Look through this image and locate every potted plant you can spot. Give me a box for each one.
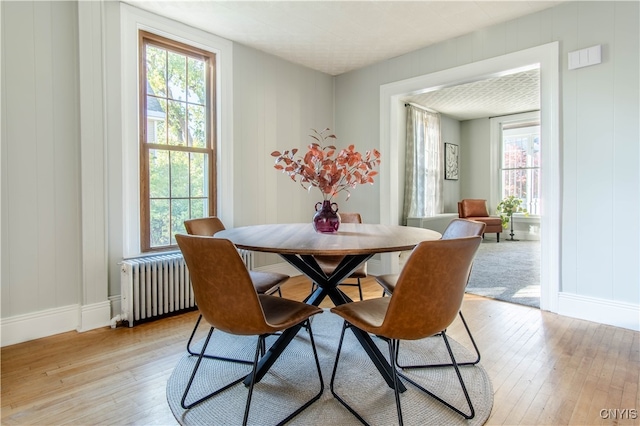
[496,195,529,241]
[271,128,381,233]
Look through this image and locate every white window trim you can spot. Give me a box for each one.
[120,4,233,257]
[489,110,541,215]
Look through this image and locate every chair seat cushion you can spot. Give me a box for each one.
[465,216,501,226]
[249,271,289,294]
[375,274,399,294]
[315,255,367,278]
[331,297,390,332]
[260,295,323,332]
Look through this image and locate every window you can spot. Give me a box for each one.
[501,123,540,215]
[139,31,216,252]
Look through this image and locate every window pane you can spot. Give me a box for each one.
[167,100,187,146]
[167,52,187,101]
[190,152,207,197]
[501,124,540,215]
[503,137,527,169]
[532,136,541,167]
[150,199,170,247]
[146,96,166,144]
[171,199,189,245]
[188,105,206,148]
[140,32,216,252]
[190,198,207,219]
[170,151,189,198]
[146,46,166,98]
[187,57,205,105]
[149,149,170,198]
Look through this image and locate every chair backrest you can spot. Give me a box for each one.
[442,218,486,240]
[458,199,489,218]
[175,234,269,335]
[339,212,362,224]
[184,216,226,236]
[380,236,482,340]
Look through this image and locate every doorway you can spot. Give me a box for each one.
[379,43,560,313]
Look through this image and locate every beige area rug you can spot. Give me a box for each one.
[167,310,493,425]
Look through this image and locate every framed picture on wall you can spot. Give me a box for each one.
[445,143,459,180]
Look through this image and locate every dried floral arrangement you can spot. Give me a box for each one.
[271,128,381,201]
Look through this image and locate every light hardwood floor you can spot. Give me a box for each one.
[2,276,639,425]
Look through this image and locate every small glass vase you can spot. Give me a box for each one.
[313,200,341,233]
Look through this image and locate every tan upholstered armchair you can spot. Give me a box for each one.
[458,199,503,242]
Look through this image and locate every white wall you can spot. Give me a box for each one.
[232,44,334,267]
[460,118,491,203]
[440,115,461,212]
[1,1,334,345]
[335,1,639,330]
[1,1,637,345]
[232,44,335,228]
[1,1,84,341]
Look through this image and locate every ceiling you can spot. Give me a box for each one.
[126,0,556,119]
[403,67,540,121]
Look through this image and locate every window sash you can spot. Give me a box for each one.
[139,31,216,252]
[500,125,540,215]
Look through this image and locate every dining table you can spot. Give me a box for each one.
[215,222,441,391]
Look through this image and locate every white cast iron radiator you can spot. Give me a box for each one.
[120,250,254,327]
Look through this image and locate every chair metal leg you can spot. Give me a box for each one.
[397,330,475,420]
[330,321,371,425]
[242,336,264,425]
[276,319,325,425]
[333,324,475,423]
[331,323,407,425]
[186,314,253,364]
[388,339,404,426]
[395,310,480,369]
[182,320,323,425]
[181,327,247,409]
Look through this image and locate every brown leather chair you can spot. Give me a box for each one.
[330,236,482,423]
[458,199,502,242]
[313,212,367,301]
[184,217,287,296]
[176,235,323,423]
[376,218,486,367]
[183,217,289,360]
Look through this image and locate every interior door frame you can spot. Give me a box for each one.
[379,42,560,313]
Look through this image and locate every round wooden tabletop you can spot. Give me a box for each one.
[215,223,441,255]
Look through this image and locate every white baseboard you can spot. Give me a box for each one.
[558,292,639,331]
[1,304,79,347]
[78,300,112,332]
[109,295,122,320]
[1,300,113,347]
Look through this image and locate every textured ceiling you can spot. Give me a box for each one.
[125,1,561,76]
[126,1,553,120]
[403,68,540,121]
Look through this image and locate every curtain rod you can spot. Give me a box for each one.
[404,102,439,114]
[489,109,540,119]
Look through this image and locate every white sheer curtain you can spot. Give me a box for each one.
[402,105,443,224]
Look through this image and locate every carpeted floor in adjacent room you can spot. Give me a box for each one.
[466,239,541,308]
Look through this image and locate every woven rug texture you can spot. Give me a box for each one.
[167,310,493,425]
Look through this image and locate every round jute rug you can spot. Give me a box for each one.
[167,310,493,425]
